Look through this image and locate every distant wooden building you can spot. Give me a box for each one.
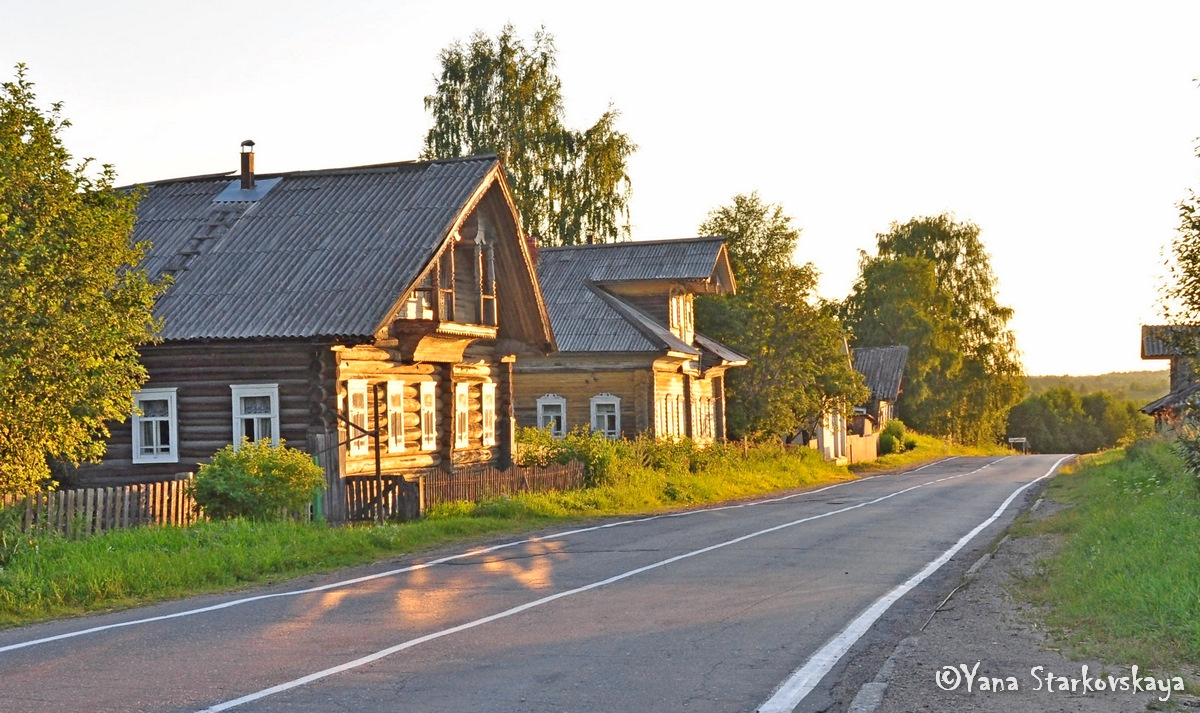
[512,237,747,443]
[71,149,554,488]
[852,345,908,427]
[1140,325,1199,428]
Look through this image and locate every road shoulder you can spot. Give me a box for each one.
[860,496,1197,713]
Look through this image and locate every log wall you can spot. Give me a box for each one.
[69,340,335,488]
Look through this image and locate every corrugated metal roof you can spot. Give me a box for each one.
[536,238,730,354]
[1142,324,1200,359]
[852,345,909,401]
[132,156,499,341]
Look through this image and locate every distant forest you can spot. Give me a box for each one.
[1026,370,1169,406]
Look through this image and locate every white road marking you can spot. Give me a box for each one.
[192,458,999,712]
[0,457,960,655]
[756,455,1072,713]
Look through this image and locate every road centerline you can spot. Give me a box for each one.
[189,459,1004,713]
[0,458,962,656]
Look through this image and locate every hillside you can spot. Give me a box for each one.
[1026,369,1169,405]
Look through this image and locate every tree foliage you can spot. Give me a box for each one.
[0,65,165,494]
[1005,388,1151,454]
[422,25,636,246]
[695,193,867,438]
[844,214,1024,444]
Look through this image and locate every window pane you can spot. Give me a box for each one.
[140,399,169,418]
[241,395,272,415]
[140,421,158,453]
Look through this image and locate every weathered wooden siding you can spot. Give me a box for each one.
[69,340,334,488]
[513,365,651,437]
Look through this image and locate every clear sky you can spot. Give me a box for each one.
[4,1,1197,376]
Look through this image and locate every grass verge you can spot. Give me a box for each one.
[0,435,998,628]
[1017,439,1200,669]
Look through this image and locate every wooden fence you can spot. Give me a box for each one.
[0,477,199,537]
[2,461,587,534]
[342,461,586,522]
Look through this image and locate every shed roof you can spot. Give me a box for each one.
[1142,324,1200,359]
[852,345,909,402]
[535,237,736,354]
[1141,382,1200,415]
[131,155,507,341]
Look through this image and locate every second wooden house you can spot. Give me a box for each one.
[512,237,747,443]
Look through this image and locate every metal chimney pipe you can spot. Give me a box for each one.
[240,139,255,190]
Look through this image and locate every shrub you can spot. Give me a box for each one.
[189,439,325,520]
[902,436,918,451]
[878,433,899,456]
[882,419,907,442]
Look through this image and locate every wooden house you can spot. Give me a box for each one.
[511,237,747,443]
[852,345,908,427]
[70,148,554,489]
[1140,325,1199,428]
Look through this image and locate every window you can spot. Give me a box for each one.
[590,394,621,439]
[537,394,567,438]
[132,388,178,464]
[230,384,279,447]
[419,381,437,451]
[346,380,369,456]
[481,383,497,447]
[454,382,470,449]
[387,380,406,453]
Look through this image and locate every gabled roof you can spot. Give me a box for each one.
[1142,324,1200,359]
[536,237,735,353]
[852,345,909,402]
[131,155,518,342]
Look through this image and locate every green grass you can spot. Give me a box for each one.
[1018,439,1200,668]
[0,435,996,628]
[850,432,1009,474]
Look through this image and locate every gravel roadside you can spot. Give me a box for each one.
[854,497,1198,713]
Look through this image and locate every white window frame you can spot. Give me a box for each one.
[481,383,497,448]
[419,381,437,452]
[346,379,370,456]
[131,387,179,464]
[386,380,406,453]
[454,382,470,449]
[537,394,567,438]
[590,393,621,439]
[230,384,280,448]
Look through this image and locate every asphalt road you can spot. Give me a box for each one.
[0,455,1068,713]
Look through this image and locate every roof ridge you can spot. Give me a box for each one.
[120,154,499,190]
[540,236,724,252]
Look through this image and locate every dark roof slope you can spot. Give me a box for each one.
[1142,324,1200,359]
[536,237,731,353]
[852,345,909,401]
[538,236,734,290]
[134,156,499,341]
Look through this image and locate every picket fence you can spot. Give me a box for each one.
[0,477,199,537]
